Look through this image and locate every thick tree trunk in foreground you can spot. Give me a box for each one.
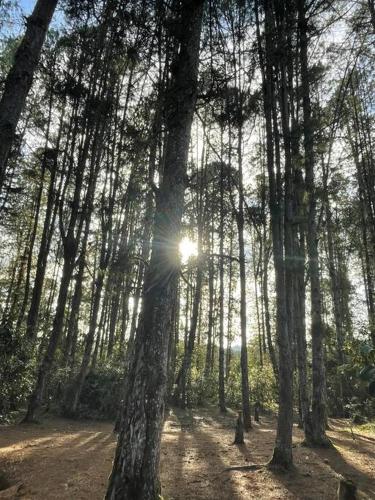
[105,2,204,498]
[0,0,58,189]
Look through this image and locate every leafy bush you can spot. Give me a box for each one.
[0,324,33,421]
[249,363,278,412]
[358,343,375,398]
[76,364,123,420]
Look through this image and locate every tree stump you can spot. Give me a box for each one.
[234,411,244,444]
[0,471,10,491]
[337,477,357,500]
[254,401,260,422]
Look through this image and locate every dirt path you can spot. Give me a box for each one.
[0,407,374,499]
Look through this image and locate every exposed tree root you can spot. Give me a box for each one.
[19,418,40,425]
[300,437,334,449]
[266,461,297,474]
[224,464,265,472]
[0,471,10,491]
[0,481,23,498]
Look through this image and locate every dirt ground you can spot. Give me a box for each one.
[0,407,374,499]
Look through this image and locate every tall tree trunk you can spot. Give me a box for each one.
[226,227,234,380]
[174,259,203,407]
[237,206,252,431]
[368,0,375,32]
[325,196,345,416]
[62,238,87,369]
[262,234,278,380]
[218,160,226,412]
[298,0,330,447]
[105,2,204,497]
[256,0,294,468]
[63,259,105,415]
[0,0,58,189]
[204,242,214,377]
[16,158,46,330]
[23,253,75,422]
[23,89,105,420]
[294,185,313,441]
[26,108,69,341]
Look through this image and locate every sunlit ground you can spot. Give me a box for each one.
[1,410,374,499]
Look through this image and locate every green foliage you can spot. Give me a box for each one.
[225,356,242,409]
[173,340,278,412]
[176,344,219,406]
[0,36,20,78]
[351,341,375,398]
[358,359,375,398]
[211,350,277,412]
[191,370,219,407]
[0,1,19,33]
[359,342,375,357]
[249,363,278,412]
[43,361,123,420]
[74,364,123,420]
[359,365,375,382]
[0,325,33,421]
[352,420,375,435]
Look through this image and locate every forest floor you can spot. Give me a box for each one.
[0,406,374,499]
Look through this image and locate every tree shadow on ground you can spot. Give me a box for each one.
[329,419,375,446]
[0,416,110,449]
[0,419,116,499]
[170,408,243,499]
[172,407,375,500]
[235,442,253,462]
[265,437,375,499]
[314,444,375,498]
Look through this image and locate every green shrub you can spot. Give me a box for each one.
[77,364,123,420]
[0,324,33,421]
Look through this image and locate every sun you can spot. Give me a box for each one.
[179,237,198,262]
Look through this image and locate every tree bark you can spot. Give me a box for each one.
[105,2,204,497]
[174,259,203,407]
[298,0,330,447]
[256,0,294,468]
[237,207,252,431]
[218,159,226,412]
[23,254,75,422]
[0,0,58,189]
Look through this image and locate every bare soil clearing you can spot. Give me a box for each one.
[0,407,374,499]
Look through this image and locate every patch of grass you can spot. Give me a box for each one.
[354,420,375,435]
